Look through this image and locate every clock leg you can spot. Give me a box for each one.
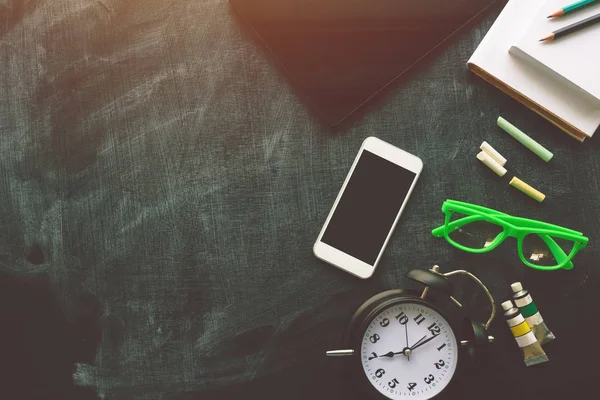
[325,349,354,357]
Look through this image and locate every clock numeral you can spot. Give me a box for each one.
[427,322,441,335]
[437,343,446,351]
[368,352,378,360]
[369,334,380,343]
[414,313,426,325]
[434,359,446,369]
[395,312,408,325]
[407,382,417,391]
[388,378,399,388]
[424,374,435,384]
[375,368,385,378]
[380,318,390,327]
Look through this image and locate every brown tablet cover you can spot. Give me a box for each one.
[230,0,501,127]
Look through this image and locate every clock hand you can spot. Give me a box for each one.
[378,350,410,358]
[404,323,410,361]
[410,334,440,351]
[408,335,427,350]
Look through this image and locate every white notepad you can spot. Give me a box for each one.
[510,1,600,102]
[467,0,600,140]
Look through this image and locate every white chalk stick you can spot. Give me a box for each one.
[480,141,507,166]
[477,151,507,177]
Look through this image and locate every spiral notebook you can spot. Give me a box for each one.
[467,0,600,141]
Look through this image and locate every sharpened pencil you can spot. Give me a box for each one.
[540,11,600,41]
[547,0,598,18]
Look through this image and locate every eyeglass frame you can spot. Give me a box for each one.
[431,200,589,271]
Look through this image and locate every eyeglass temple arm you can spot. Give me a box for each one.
[496,214,583,235]
[445,201,506,217]
[432,217,478,238]
[432,224,445,237]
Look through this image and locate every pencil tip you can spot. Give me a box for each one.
[547,10,564,18]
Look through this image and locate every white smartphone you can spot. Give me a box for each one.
[313,137,423,279]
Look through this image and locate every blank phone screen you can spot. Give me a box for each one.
[321,150,417,265]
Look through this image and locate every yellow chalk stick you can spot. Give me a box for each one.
[509,177,546,203]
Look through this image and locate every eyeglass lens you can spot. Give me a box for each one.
[521,234,576,267]
[447,212,504,250]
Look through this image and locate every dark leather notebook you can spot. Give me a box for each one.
[230,0,500,127]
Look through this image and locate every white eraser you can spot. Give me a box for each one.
[480,141,507,166]
[477,151,507,177]
[511,282,523,292]
[501,300,514,311]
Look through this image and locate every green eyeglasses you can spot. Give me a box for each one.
[432,200,589,271]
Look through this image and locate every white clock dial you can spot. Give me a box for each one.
[360,302,458,400]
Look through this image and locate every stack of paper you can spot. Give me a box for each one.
[510,0,600,103]
[467,0,600,141]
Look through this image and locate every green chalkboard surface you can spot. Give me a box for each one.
[0,1,599,399]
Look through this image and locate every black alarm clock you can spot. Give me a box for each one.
[326,265,496,400]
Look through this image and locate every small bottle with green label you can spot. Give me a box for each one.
[502,300,549,366]
[511,282,556,345]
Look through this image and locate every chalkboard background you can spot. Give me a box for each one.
[1,1,599,399]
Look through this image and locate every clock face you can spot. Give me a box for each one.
[360,301,458,400]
